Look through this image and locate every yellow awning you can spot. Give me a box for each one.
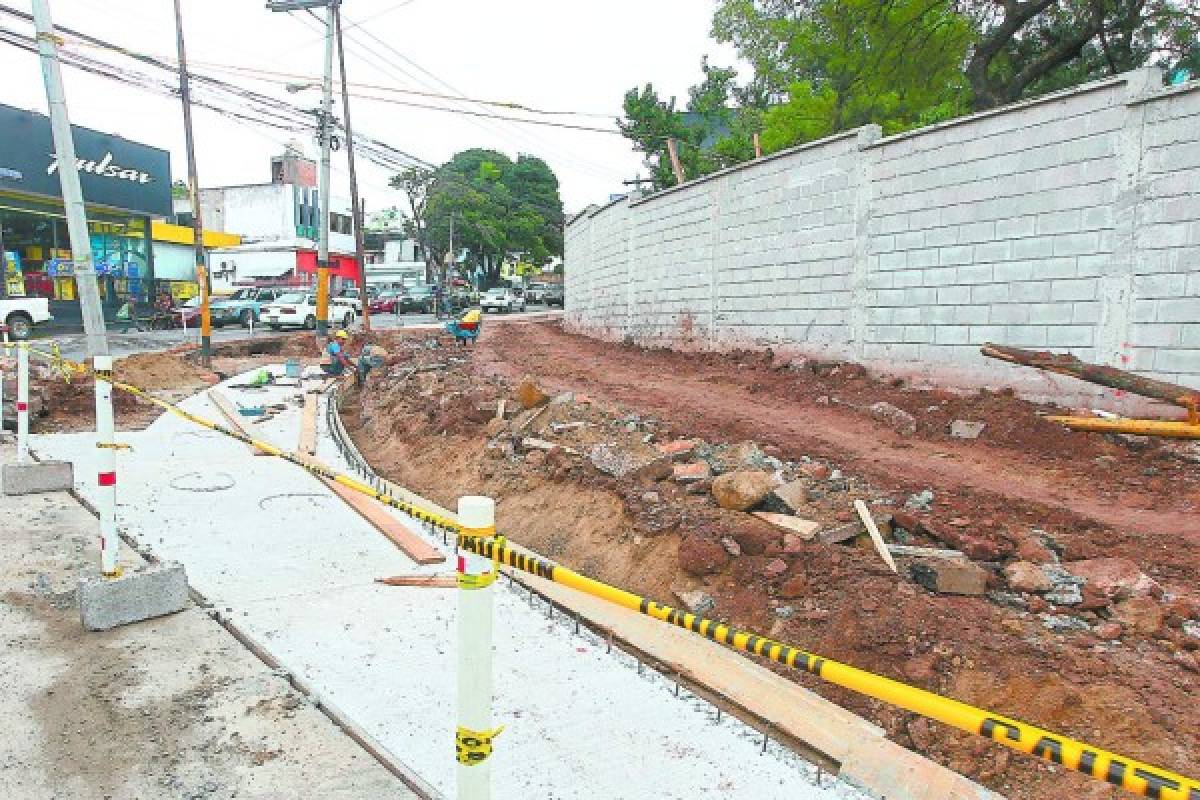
[151,220,241,248]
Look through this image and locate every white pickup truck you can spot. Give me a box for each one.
[0,297,52,339]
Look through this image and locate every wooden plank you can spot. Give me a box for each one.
[513,567,999,800]
[375,575,456,588]
[321,477,445,565]
[207,389,272,456]
[751,512,820,540]
[855,499,897,573]
[299,393,318,455]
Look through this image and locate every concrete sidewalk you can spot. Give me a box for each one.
[0,441,408,800]
[31,368,869,800]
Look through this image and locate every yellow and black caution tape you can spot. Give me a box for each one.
[456,724,504,765]
[22,343,1200,799]
[457,539,1200,800]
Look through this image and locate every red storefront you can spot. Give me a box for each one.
[295,249,361,282]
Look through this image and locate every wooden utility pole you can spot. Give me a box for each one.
[665,138,685,185]
[172,0,211,364]
[333,1,370,331]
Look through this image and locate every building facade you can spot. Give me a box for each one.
[0,102,171,316]
[199,149,360,293]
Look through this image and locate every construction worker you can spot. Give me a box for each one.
[321,330,353,377]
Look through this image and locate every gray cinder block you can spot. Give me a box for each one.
[2,460,74,495]
[78,561,189,631]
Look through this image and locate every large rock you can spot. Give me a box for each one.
[921,521,1014,561]
[702,440,769,474]
[711,470,777,511]
[1112,596,1164,636]
[516,375,549,409]
[678,536,730,576]
[1065,558,1160,603]
[907,556,989,596]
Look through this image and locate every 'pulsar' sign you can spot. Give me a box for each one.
[47,152,154,185]
[0,102,171,216]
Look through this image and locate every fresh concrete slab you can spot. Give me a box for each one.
[2,459,73,495]
[78,560,189,631]
[31,368,871,799]
[0,442,411,799]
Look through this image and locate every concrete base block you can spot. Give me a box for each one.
[79,561,189,631]
[2,460,74,495]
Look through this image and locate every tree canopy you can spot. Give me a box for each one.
[391,150,564,287]
[620,0,1199,188]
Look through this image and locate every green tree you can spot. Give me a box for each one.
[715,0,974,151]
[959,0,1200,109]
[410,149,564,287]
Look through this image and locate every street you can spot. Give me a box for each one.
[36,306,562,363]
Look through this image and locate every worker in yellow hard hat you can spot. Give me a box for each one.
[320,329,353,377]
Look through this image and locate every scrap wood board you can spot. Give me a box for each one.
[298,394,318,455]
[320,476,445,565]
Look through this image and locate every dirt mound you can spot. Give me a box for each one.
[340,322,1199,800]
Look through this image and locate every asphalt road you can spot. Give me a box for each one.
[35,306,561,363]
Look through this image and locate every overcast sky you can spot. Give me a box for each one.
[0,0,739,216]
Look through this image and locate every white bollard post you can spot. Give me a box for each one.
[16,344,29,463]
[94,355,118,576]
[456,495,497,800]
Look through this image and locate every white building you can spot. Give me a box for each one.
[195,148,360,293]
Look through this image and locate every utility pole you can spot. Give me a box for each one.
[267,0,334,338]
[172,0,212,365]
[32,0,118,576]
[333,1,370,331]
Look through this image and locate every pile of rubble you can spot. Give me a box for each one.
[454,372,1200,657]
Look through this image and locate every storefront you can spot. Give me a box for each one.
[0,102,172,322]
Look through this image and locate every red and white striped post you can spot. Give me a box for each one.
[94,355,118,576]
[16,343,29,463]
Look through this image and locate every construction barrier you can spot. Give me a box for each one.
[21,342,1200,800]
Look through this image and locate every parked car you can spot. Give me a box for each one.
[209,286,285,328]
[333,288,364,313]
[0,296,52,339]
[367,289,403,314]
[544,285,564,308]
[397,284,436,313]
[524,283,546,304]
[172,296,203,329]
[480,287,526,313]
[260,292,356,330]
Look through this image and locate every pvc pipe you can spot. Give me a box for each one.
[16,343,29,462]
[457,495,495,800]
[94,354,118,576]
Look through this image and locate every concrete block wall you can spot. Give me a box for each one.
[565,69,1200,399]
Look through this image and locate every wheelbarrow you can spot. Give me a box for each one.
[444,319,481,345]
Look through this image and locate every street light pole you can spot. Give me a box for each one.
[172,0,212,365]
[267,0,335,339]
[315,1,335,339]
[333,2,370,331]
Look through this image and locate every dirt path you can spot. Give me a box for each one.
[475,322,1198,549]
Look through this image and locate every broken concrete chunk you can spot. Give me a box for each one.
[869,401,917,436]
[905,489,935,511]
[817,521,865,545]
[1112,596,1164,636]
[657,439,698,461]
[949,420,987,439]
[711,470,777,511]
[672,461,712,484]
[588,443,664,480]
[1003,561,1054,593]
[762,480,811,515]
[908,557,989,596]
[751,512,820,541]
[1041,614,1091,633]
[762,558,789,579]
[674,589,716,616]
[719,536,741,557]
